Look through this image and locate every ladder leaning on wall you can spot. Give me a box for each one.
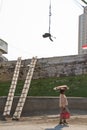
[3,57,22,117]
[12,56,37,120]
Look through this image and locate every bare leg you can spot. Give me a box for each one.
[59,118,63,125]
[59,107,64,125]
[63,119,68,124]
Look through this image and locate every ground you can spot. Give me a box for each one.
[0,110,87,130]
[16,109,87,125]
[20,114,87,125]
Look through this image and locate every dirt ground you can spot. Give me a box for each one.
[1,110,87,126]
[8,112,87,126]
[19,117,86,125]
[20,115,87,125]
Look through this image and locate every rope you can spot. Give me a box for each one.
[49,0,51,34]
[0,0,3,13]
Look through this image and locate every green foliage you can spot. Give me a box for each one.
[0,74,87,97]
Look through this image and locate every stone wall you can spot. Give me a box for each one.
[0,54,87,81]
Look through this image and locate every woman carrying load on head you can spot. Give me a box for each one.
[54,85,70,125]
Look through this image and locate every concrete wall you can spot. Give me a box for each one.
[1,97,87,116]
[0,54,87,81]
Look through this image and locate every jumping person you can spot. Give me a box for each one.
[42,33,53,42]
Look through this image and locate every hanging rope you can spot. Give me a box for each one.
[49,0,51,34]
[42,0,55,42]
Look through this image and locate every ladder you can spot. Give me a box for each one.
[3,57,22,116]
[12,57,37,120]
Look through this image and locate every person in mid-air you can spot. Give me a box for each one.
[42,33,53,42]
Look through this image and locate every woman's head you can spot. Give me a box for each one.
[60,89,66,94]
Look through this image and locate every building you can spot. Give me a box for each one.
[78,6,87,54]
[0,39,8,61]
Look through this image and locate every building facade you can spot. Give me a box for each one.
[78,6,87,54]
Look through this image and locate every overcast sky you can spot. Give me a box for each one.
[0,0,86,60]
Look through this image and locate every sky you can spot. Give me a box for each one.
[0,0,86,60]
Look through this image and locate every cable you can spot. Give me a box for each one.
[0,0,3,13]
[73,0,84,10]
[81,0,87,4]
[49,0,51,34]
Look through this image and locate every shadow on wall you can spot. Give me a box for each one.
[45,124,69,130]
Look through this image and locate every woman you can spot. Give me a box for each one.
[59,88,70,125]
[54,85,70,125]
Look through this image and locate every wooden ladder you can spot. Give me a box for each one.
[3,57,22,116]
[12,57,37,120]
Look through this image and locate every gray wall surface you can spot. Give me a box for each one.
[1,97,87,117]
